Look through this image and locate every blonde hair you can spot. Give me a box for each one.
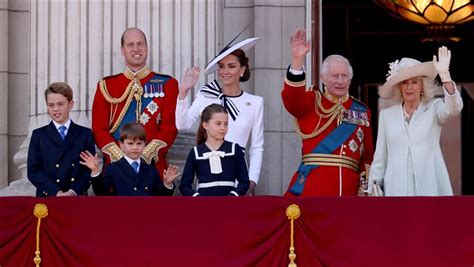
[385,77,438,107]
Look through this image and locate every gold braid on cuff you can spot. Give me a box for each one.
[284,77,306,88]
[101,142,124,162]
[141,139,167,164]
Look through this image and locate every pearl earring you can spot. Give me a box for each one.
[421,91,424,96]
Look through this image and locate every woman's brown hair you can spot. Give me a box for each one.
[230,49,251,82]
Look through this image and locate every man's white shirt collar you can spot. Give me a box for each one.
[123,155,141,169]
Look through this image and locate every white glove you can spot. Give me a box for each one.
[433,46,452,83]
[366,179,384,197]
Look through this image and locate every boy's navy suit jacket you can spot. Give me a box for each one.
[27,121,95,197]
[94,158,174,196]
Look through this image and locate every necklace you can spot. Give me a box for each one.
[402,105,415,124]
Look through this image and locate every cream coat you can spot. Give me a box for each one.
[369,88,463,196]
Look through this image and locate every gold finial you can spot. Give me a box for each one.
[33,203,48,267]
[286,204,301,220]
[286,204,301,267]
[33,203,48,218]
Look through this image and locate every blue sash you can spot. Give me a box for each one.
[289,101,365,195]
[112,74,170,140]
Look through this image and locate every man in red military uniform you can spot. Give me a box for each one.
[92,28,178,178]
[282,29,374,196]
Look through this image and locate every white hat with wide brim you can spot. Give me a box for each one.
[379,57,438,98]
[204,37,261,75]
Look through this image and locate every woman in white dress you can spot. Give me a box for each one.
[368,46,463,196]
[176,38,264,195]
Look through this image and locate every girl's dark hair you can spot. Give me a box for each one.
[196,104,228,144]
[230,49,251,82]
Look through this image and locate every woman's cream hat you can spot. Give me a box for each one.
[379,57,438,98]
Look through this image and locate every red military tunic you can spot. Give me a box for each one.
[92,67,178,177]
[282,69,374,196]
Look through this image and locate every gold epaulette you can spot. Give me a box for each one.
[99,79,132,104]
[101,142,124,162]
[141,139,167,164]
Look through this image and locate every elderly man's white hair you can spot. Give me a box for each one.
[321,54,353,80]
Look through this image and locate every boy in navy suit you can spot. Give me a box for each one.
[88,122,179,196]
[27,82,97,197]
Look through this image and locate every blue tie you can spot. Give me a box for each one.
[58,126,67,141]
[131,161,139,173]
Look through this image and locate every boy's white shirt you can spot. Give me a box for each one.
[52,118,77,195]
[52,118,71,134]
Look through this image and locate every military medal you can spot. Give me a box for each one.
[146,101,158,115]
[140,113,150,125]
[156,113,162,124]
[156,84,164,97]
[342,108,369,126]
[143,84,149,98]
[357,128,364,142]
[349,139,359,153]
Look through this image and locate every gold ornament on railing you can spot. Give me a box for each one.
[33,203,48,267]
[286,204,301,267]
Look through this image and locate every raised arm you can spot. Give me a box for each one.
[179,66,200,100]
[175,67,206,130]
[290,28,311,71]
[282,29,315,118]
[432,46,463,124]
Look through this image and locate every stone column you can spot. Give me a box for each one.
[0,0,32,195]
[254,0,309,195]
[2,0,220,196]
[0,1,8,188]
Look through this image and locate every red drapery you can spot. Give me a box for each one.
[1,196,474,267]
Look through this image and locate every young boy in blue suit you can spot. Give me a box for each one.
[27,82,97,197]
[87,122,179,196]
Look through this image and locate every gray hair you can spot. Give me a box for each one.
[321,55,353,80]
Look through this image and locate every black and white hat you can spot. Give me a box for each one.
[204,37,261,75]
